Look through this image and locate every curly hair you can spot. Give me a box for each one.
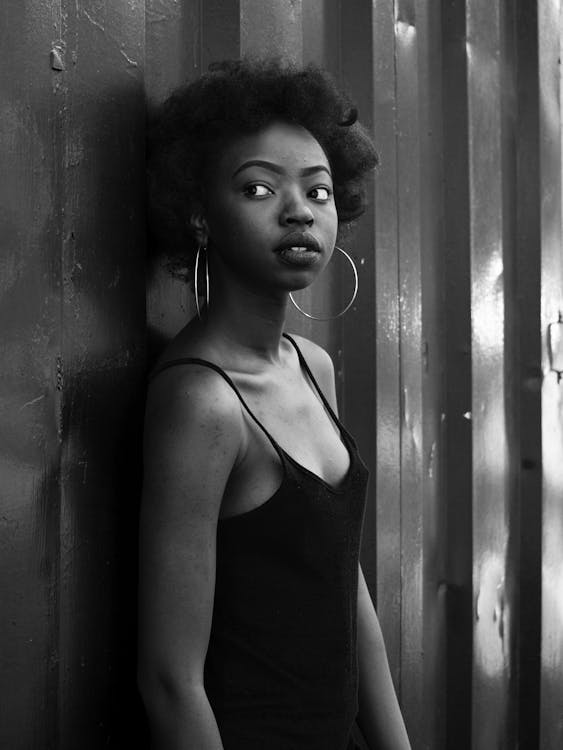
[147,58,378,278]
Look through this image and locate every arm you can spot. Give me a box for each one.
[137,366,243,750]
[356,566,412,750]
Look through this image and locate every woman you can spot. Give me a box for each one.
[138,59,411,750]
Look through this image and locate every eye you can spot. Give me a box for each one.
[243,184,273,198]
[309,186,332,202]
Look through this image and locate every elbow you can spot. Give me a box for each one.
[137,662,204,712]
[137,667,214,747]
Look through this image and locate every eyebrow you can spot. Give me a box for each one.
[232,159,332,179]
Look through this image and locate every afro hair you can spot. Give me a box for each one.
[147,57,378,278]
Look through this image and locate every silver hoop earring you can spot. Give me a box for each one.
[194,245,209,319]
[289,245,359,321]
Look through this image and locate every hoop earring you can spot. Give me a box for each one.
[289,246,359,321]
[194,245,209,319]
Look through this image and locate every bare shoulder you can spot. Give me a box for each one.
[143,363,245,517]
[287,333,335,376]
[286,333,338,410]
[145,360,241,429]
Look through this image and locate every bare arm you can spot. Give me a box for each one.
[137,367,243,750]
[357,566,412,750]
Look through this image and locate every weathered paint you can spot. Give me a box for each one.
[1,0,146,747]
[514,2,542,745]
[416,3,447,748]
[394,1,426,740]
[344,5,446,748]
[1,1,66,746]
[442,1,474,744]
[3,1,563,748]
[241,0,303,63]
[56,2,147,747]
[369,0,403,694]
[466,1,514,745]
[539,0,563,746]
[339,0,379,625]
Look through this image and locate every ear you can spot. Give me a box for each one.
[189,211,209,247]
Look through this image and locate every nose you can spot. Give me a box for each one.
[279,190,314,227]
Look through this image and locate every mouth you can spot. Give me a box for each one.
[274,233,322,267]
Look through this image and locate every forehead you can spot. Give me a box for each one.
[213,120,330,176]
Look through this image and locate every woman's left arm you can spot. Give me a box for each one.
[356,565,412,750]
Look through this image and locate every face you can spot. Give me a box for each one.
[197,120,338,296]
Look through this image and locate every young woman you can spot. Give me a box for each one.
[138,59,411,750]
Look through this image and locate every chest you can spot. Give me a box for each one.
[238,370,351,486]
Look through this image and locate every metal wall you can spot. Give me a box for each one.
[0,1,147,748]
[1,1,562,748]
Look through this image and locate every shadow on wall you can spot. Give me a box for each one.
[33,82,149,746]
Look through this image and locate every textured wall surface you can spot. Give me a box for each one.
[0,1,147,747]
[1,1,562,748]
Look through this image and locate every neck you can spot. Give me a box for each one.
[203,270,289,365]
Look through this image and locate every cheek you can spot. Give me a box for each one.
[207,200,272,249]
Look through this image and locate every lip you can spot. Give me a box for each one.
[274,231,322,255]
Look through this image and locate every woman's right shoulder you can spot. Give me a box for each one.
[144,362,244,452]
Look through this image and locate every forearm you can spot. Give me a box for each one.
[356,569,411,750]
[141,682,224,750]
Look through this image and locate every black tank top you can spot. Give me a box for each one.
[149,334,368,750]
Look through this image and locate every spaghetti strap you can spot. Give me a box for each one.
[282,333,353,443]
[148,357,286,465]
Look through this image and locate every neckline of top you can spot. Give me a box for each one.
[148,332,356,493]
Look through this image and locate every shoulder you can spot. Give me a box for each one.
[287,333,335,376]
[144,362,245,469]
[285,333,338,409]
[147,361,240,419]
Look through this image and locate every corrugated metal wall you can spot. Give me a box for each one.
[1,1,562,748]
[0,1,147,748]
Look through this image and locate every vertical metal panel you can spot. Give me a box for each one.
[416,3,447,747]
[302,0,340,71]
[201,0,241,67]
[498,5,520,748]
[339,1,377,555]
[514,1,542,746]
[538,1,563,747]
[345,5,447,746]
[394,1,426,740]
[57,2,147,746]
[342,4,447,746]
[146,0,201,99]
[466,1,513,745]
[368,0,403,688]
[0,1,62,746]
[241,0,303,63]
[441,1,474,744]
[1,1,147,747]
[146,0,201,362]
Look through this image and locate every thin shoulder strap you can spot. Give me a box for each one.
[283,333,353,442]
[148,357,286,463]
